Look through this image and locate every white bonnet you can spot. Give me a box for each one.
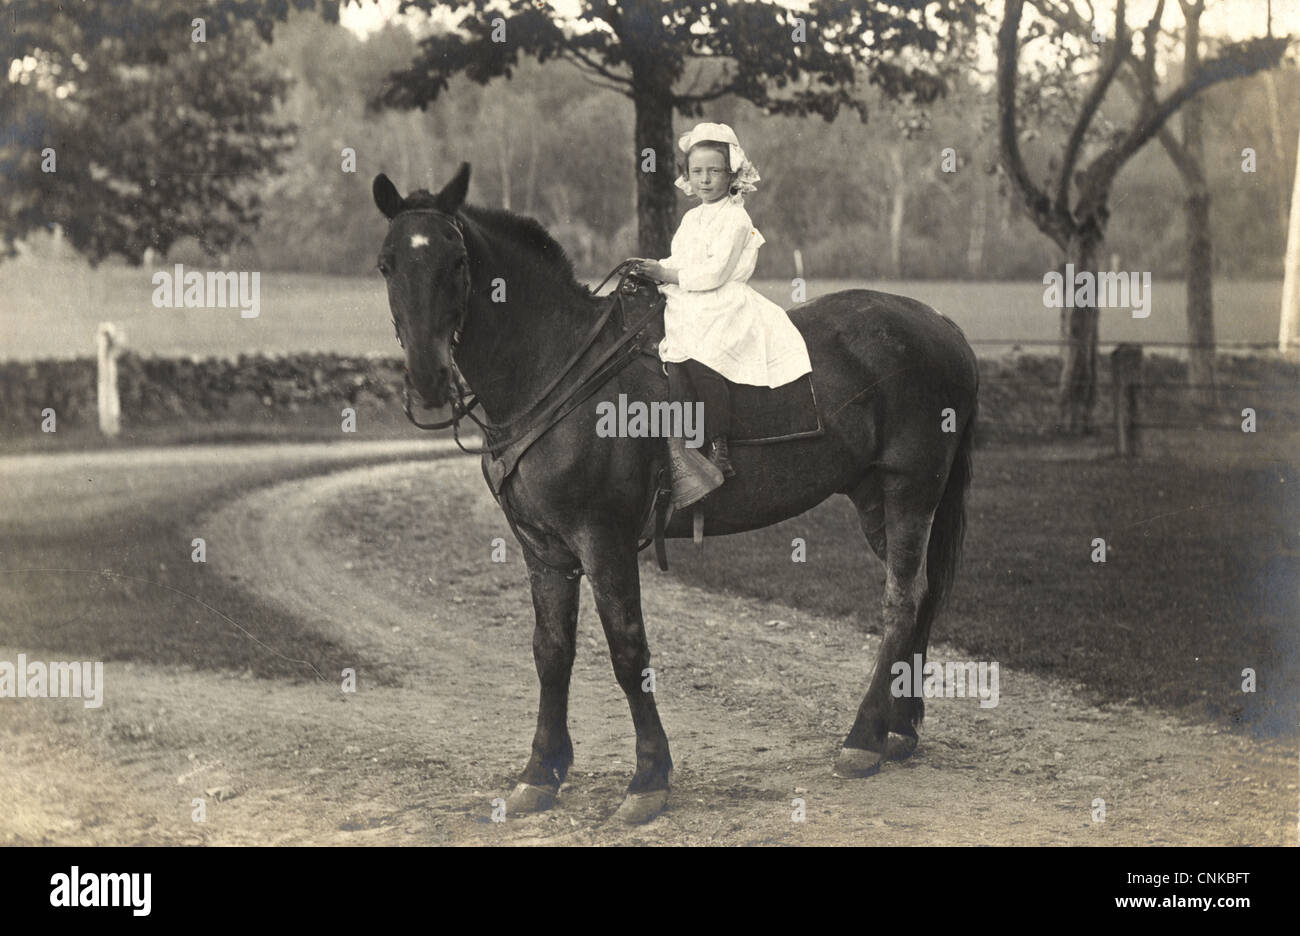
[674,122,760,197]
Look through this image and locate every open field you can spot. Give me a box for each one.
[0,257,1287,360]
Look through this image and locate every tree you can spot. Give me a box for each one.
[1035,0,1288,407]
[0,0,342,264]
[374,0,978,257]
[996,0,1288,431]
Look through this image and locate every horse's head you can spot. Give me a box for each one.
[373,165,472,410]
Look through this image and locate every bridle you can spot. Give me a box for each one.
[385,206,656,458]
[382,208,477,435]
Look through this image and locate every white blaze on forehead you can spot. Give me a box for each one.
[410,234,430,248]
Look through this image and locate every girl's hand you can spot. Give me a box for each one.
[636,260,675,284]
[635,260,663,281]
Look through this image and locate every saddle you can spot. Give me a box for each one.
[617,275,821,443]
[615,274,824,569]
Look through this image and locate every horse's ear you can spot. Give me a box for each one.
[434,162,471,214]
[373,174,403,220]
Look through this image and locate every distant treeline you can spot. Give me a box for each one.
[46,10,1297,282]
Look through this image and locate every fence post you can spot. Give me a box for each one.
[1279,120,1300,353]
[1111,343,1142,457]
[97,322,124,437]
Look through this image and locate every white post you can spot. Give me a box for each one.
[1280,123,1300,353]
[97,322,124,437]
[793,248,804,279]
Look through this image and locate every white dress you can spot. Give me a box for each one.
[657,194,812,388]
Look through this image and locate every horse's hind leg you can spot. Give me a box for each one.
[507,550,580,814]
[836,472,940,778]
[848,475,887,563]
[849,476,918,761]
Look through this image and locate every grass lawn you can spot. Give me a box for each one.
[0,257,1286,360]
[656,444,1299,738]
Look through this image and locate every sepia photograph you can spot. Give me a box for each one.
[1,0,1297,876]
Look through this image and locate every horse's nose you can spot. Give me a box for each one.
[405,367,450,409]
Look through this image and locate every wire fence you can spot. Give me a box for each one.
[968,338,1286,350]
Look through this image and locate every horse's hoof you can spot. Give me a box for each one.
[832,746,885,778]
[507,781,557,814]
[887,733,919,761]
[612,788,668,825]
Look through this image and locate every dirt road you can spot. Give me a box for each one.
[1,448,1294,844]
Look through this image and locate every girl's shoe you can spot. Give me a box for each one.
[708,437,736,478]
[666,437,724,509]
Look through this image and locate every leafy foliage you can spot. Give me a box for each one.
[0,0,341,263]
[378,0,977,117]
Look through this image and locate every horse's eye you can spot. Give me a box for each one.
[377,258,392,277]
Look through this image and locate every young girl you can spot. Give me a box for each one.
[637,122,812,481]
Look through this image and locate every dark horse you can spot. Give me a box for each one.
[374,165,978,824]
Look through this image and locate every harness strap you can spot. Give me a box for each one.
[483,298,663,493]
[650,468,673,571]
[404,297,613,444]
[404,259,646,454]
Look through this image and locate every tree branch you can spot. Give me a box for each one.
[1055,0,1130,220]
[563,45,633,86]
[998,0,1068,248]
[1114,68,1198,184]
[676,75,737,105]
[1112,35,1290,170]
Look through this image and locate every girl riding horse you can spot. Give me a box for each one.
[636,123,811,497]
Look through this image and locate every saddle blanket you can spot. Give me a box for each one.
[728,372,822,445]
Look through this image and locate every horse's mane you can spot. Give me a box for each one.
[403,190,591,296]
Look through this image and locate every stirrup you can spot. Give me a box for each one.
[667,438,723,509]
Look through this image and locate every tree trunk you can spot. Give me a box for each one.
[1058,242,1100,434]
[889,148,906,277]
[497,105,512,211]
[632,73,677,258]
[397,115,412,191]
[1181,3,1216,405]
[524,125,539,216]
[967,181,987,275]
[1263,71,1291,240]
[1185,187,1217,404]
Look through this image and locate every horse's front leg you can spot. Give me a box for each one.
[578,525,672,824]
[507,550,580,815]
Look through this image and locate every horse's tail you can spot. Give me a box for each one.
[919,398,976,636]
